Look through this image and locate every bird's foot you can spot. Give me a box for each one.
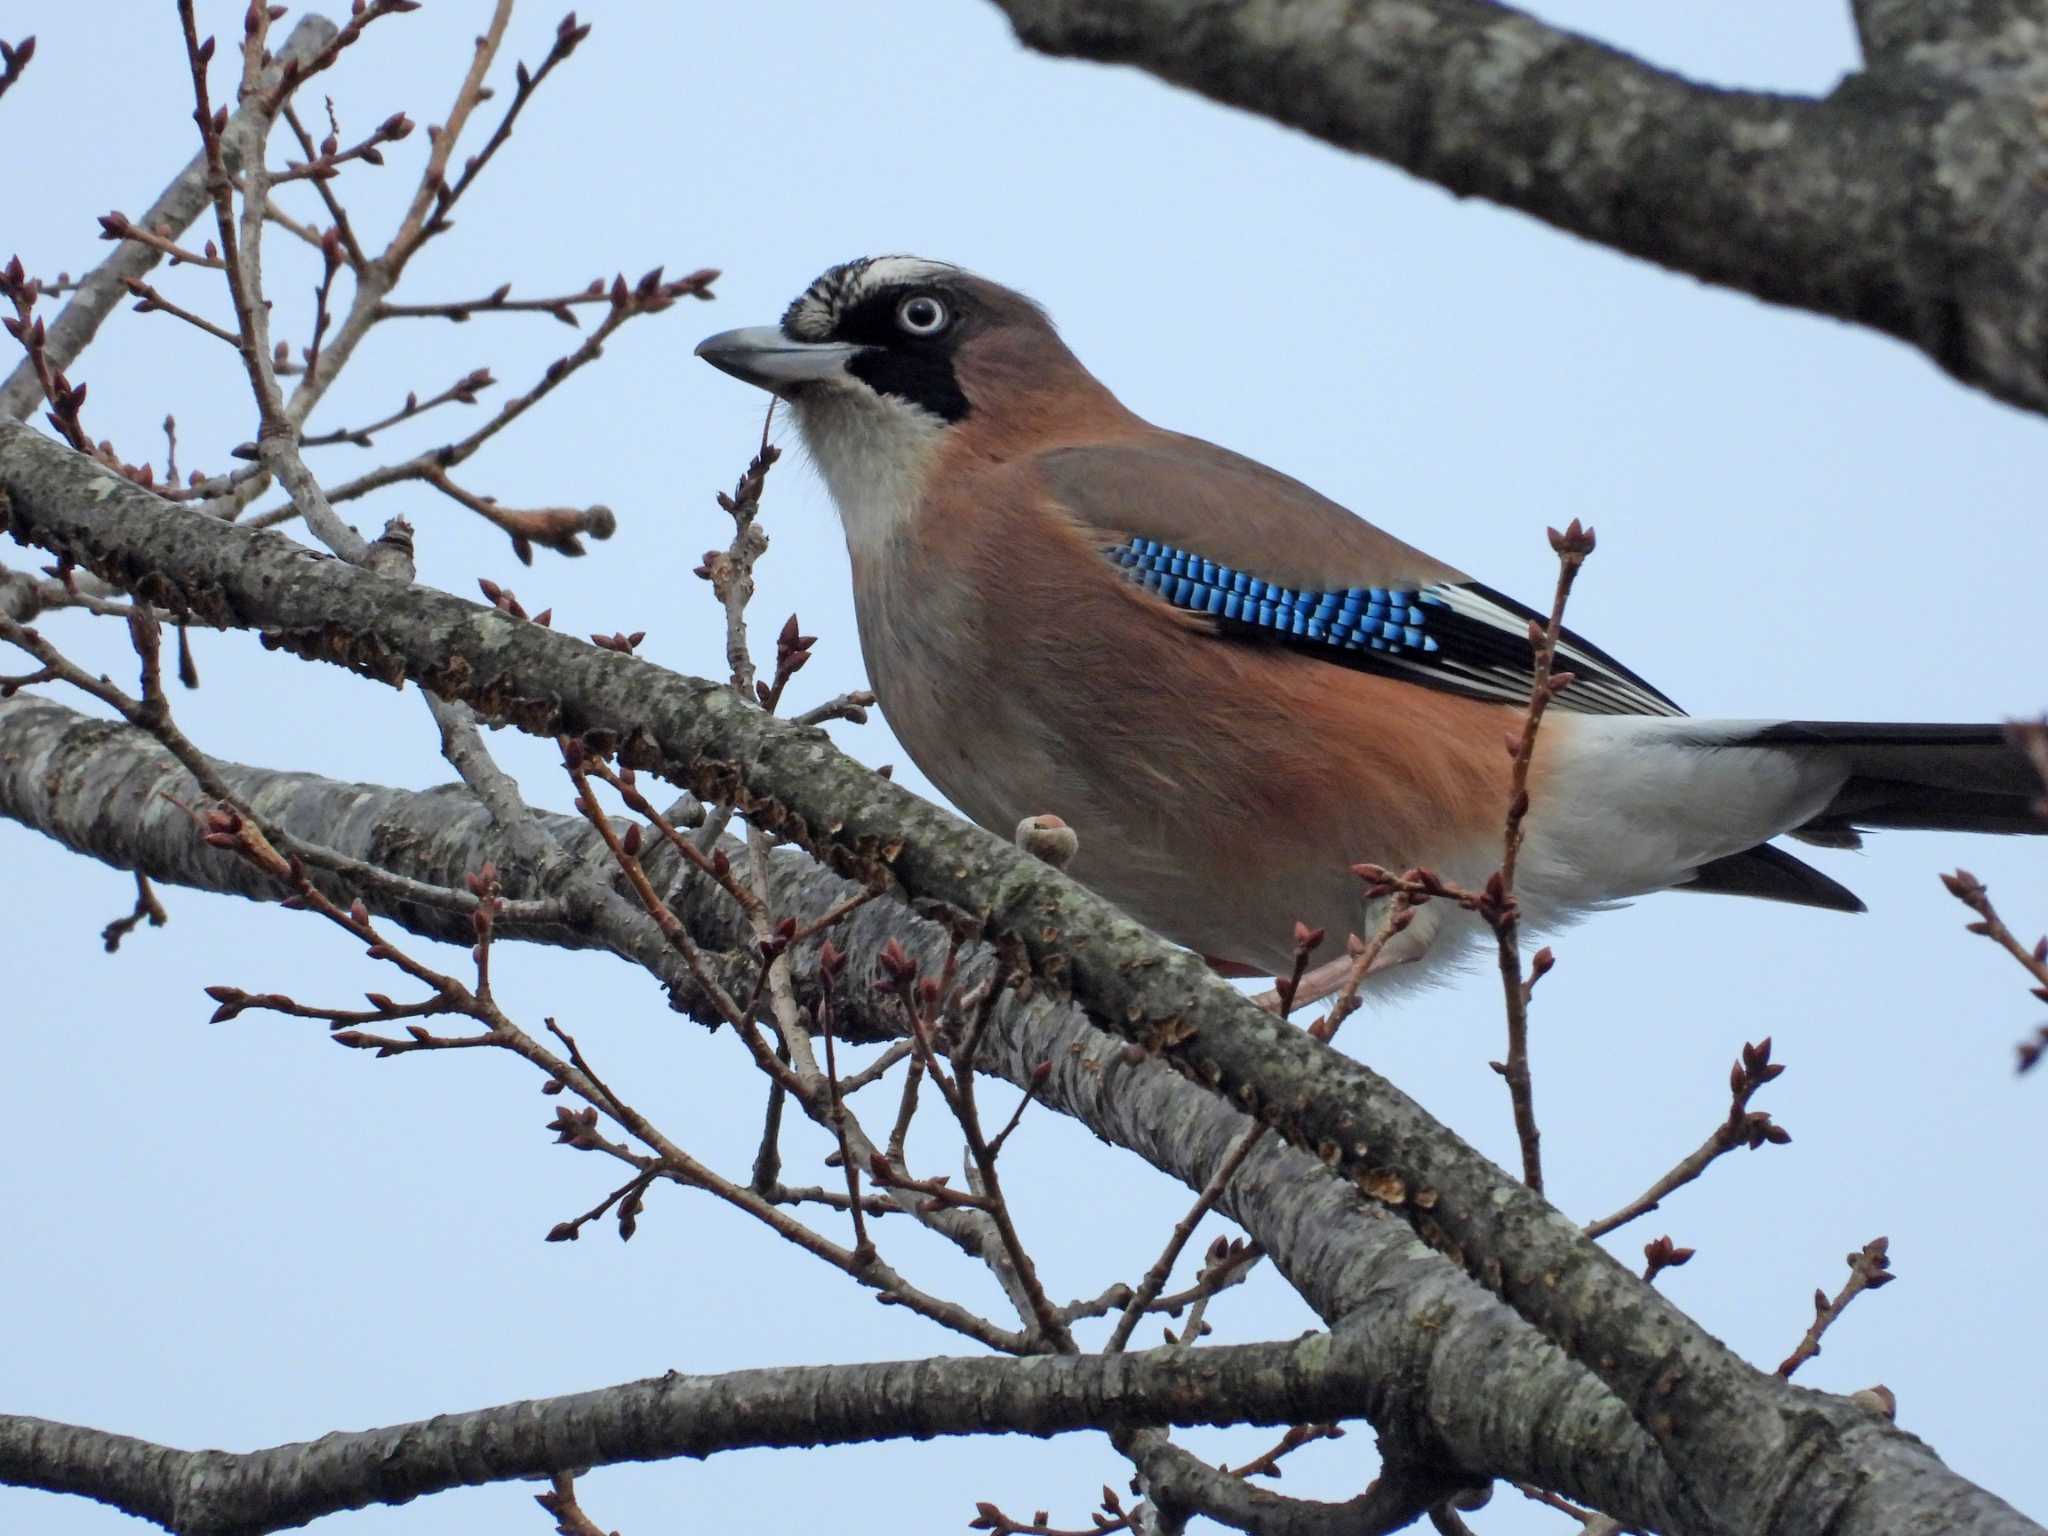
[1014,813,1079,871]
[1252,911,1439,1014]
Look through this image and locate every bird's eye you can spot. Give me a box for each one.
[895,294,949,336]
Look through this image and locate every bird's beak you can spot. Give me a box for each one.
[694,326,862,396]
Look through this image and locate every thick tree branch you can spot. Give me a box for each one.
[0,1332,1379,1536]
[1851,0,2048,72]
[2,420,2037,1536]
[0,627,2034,1531]
[987,0,2048,419]
[0,697,1791,1535]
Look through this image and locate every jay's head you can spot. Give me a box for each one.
[696,257,1116,490]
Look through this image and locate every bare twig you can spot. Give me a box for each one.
[375,281,620,324]
[0,16,335,424]
[791,688,877,728]
[250,0,420,118]
[176,1,365,564]
[271,110,414,184]
[249,268,713,553]
[0,611,550,927]
[420,463,613,561]
[1638,1234,1698,1285]
[1486,518,1597,1192]
[971,1486,1133,1536]
[297,369,494,448]
[280,101,366,268]
[0,35,33,106]
[406,12,593,256]
[1222,1421,1347,1479]
[2,259,99,456]
[100,871,168,954]
[121,276,241,346]
[1310,896,1418,1040]
[1776,1237,1896,1379]
[704,410,781,701]
[1106,1129,1267,1354]
[212,834,1028,1353]
[94,211,223,271]
[1582,1038,1790,1240]
[1942,863,2048,1072]
[535,1471,613,1536]
[1110,926,1328,1352]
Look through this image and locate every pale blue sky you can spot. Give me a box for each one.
[4,4,2044,1532]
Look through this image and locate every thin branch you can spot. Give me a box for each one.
[121,276,242,346]
[1942,858,2048,1072]
[270,110,414,184]
[1776,1238,1896,1379]
[94,211,224,270]
[0,16,336,423]
[375,281,618,324]
[791,688,877,728]
[1487,519,1596,1192]
[280,101,366,268]
[100,871,168,954]
[1222,1421,1347,1480]
[1,260,101,457]
[1581,1038,1790,1240]
[0,35,33,105]
[1106,1127,1266,1354]
[535,1472,614,1536]
[0,610,548,928]
[380,1,518,268]
[296,369,494,448]
[420,462,614,561]
[251,0,420,117]
[410,13,593,253]
[247,269,713,553]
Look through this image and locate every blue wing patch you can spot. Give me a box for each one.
[1105,536,1681,717]
[1111,538,1446,657]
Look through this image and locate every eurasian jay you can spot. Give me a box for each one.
[696,256,2042,986]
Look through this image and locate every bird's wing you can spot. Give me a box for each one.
[1037,437,1683,718]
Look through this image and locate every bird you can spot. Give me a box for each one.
[696,256,2044,990]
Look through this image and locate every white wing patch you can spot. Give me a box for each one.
[1419,584,1683,718]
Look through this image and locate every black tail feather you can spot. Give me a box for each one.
[1745,721,2045,840]
[1686,843,1867,913]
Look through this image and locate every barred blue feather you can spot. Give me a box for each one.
[1102,535,1682,718]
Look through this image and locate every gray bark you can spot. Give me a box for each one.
[0,689,1664,1527]
[0,1333,1398,1536]
[1,425,2038,1536]
[986,0,2048,420]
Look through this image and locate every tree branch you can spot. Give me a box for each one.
[1,426,2040,1536]
[0,1332,1380,1536]
[987,0,2048,419]
[0,15,337,422]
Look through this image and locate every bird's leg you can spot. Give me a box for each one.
[1252,906,1441,1013]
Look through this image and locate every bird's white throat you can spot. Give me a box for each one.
[790,383,948,557]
